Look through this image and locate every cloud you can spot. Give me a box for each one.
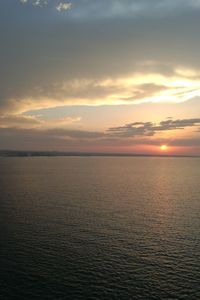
[156,118,200,131]
[3,0,200,117]
[0,114,81,129]
[0,114,200,155]
[19,0,72,11]
[108,122,154,137]
[107,118,200,138]
[0,0,199,155]
[0,127,104,141]
[41,116,81,128]
[54,0,200,19]
[19,0,200,17]
[1,67,200,118]
[0,115,200,140]
[56,2,72,12]
[0,114,43,129]
[19,0,48,7]
[0,122,200,153]
[46,128,104,139]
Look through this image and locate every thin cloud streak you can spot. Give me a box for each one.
[0,114,81,129]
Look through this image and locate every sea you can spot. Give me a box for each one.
[0,157,200,299]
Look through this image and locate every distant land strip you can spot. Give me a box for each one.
[0,150,199,158]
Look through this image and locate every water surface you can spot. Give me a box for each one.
[0,157,200,299]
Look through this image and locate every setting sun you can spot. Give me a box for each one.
[160,145,168,151]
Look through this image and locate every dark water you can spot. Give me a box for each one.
[0,157,200,299]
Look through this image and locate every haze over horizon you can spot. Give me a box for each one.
[1,0,200,155]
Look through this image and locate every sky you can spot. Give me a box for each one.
[0,0,200,155]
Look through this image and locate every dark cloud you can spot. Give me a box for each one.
[107,118,200,137]
[107,122,154,137]
[156,118,200,131]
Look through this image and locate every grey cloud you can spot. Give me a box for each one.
[107,122,154,137]
[0,114,81,129]
[1,117,200,140]
[156,118,200,131]
[56,2,72,12]
[18,1,200,15]
[19,0,72,10]
[0,126,106,151]
[107,118,200,137]
[1,125,200,152]
[45,128,105,139]
[52,0,200,19]
[120,84,169,102]
[0,115,42,128]
[1,1,200,113]
[19,0,48,7]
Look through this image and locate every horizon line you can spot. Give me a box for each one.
[0,150,199,158]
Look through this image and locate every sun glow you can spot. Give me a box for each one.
[160,145,168,151]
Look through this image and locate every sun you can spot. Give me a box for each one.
[160,145,168,151]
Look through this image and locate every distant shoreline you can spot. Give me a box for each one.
[0,150,199,158]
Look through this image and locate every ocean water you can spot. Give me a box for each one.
[0,157,200,300]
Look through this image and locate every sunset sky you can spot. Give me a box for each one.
[1,0,200,155]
